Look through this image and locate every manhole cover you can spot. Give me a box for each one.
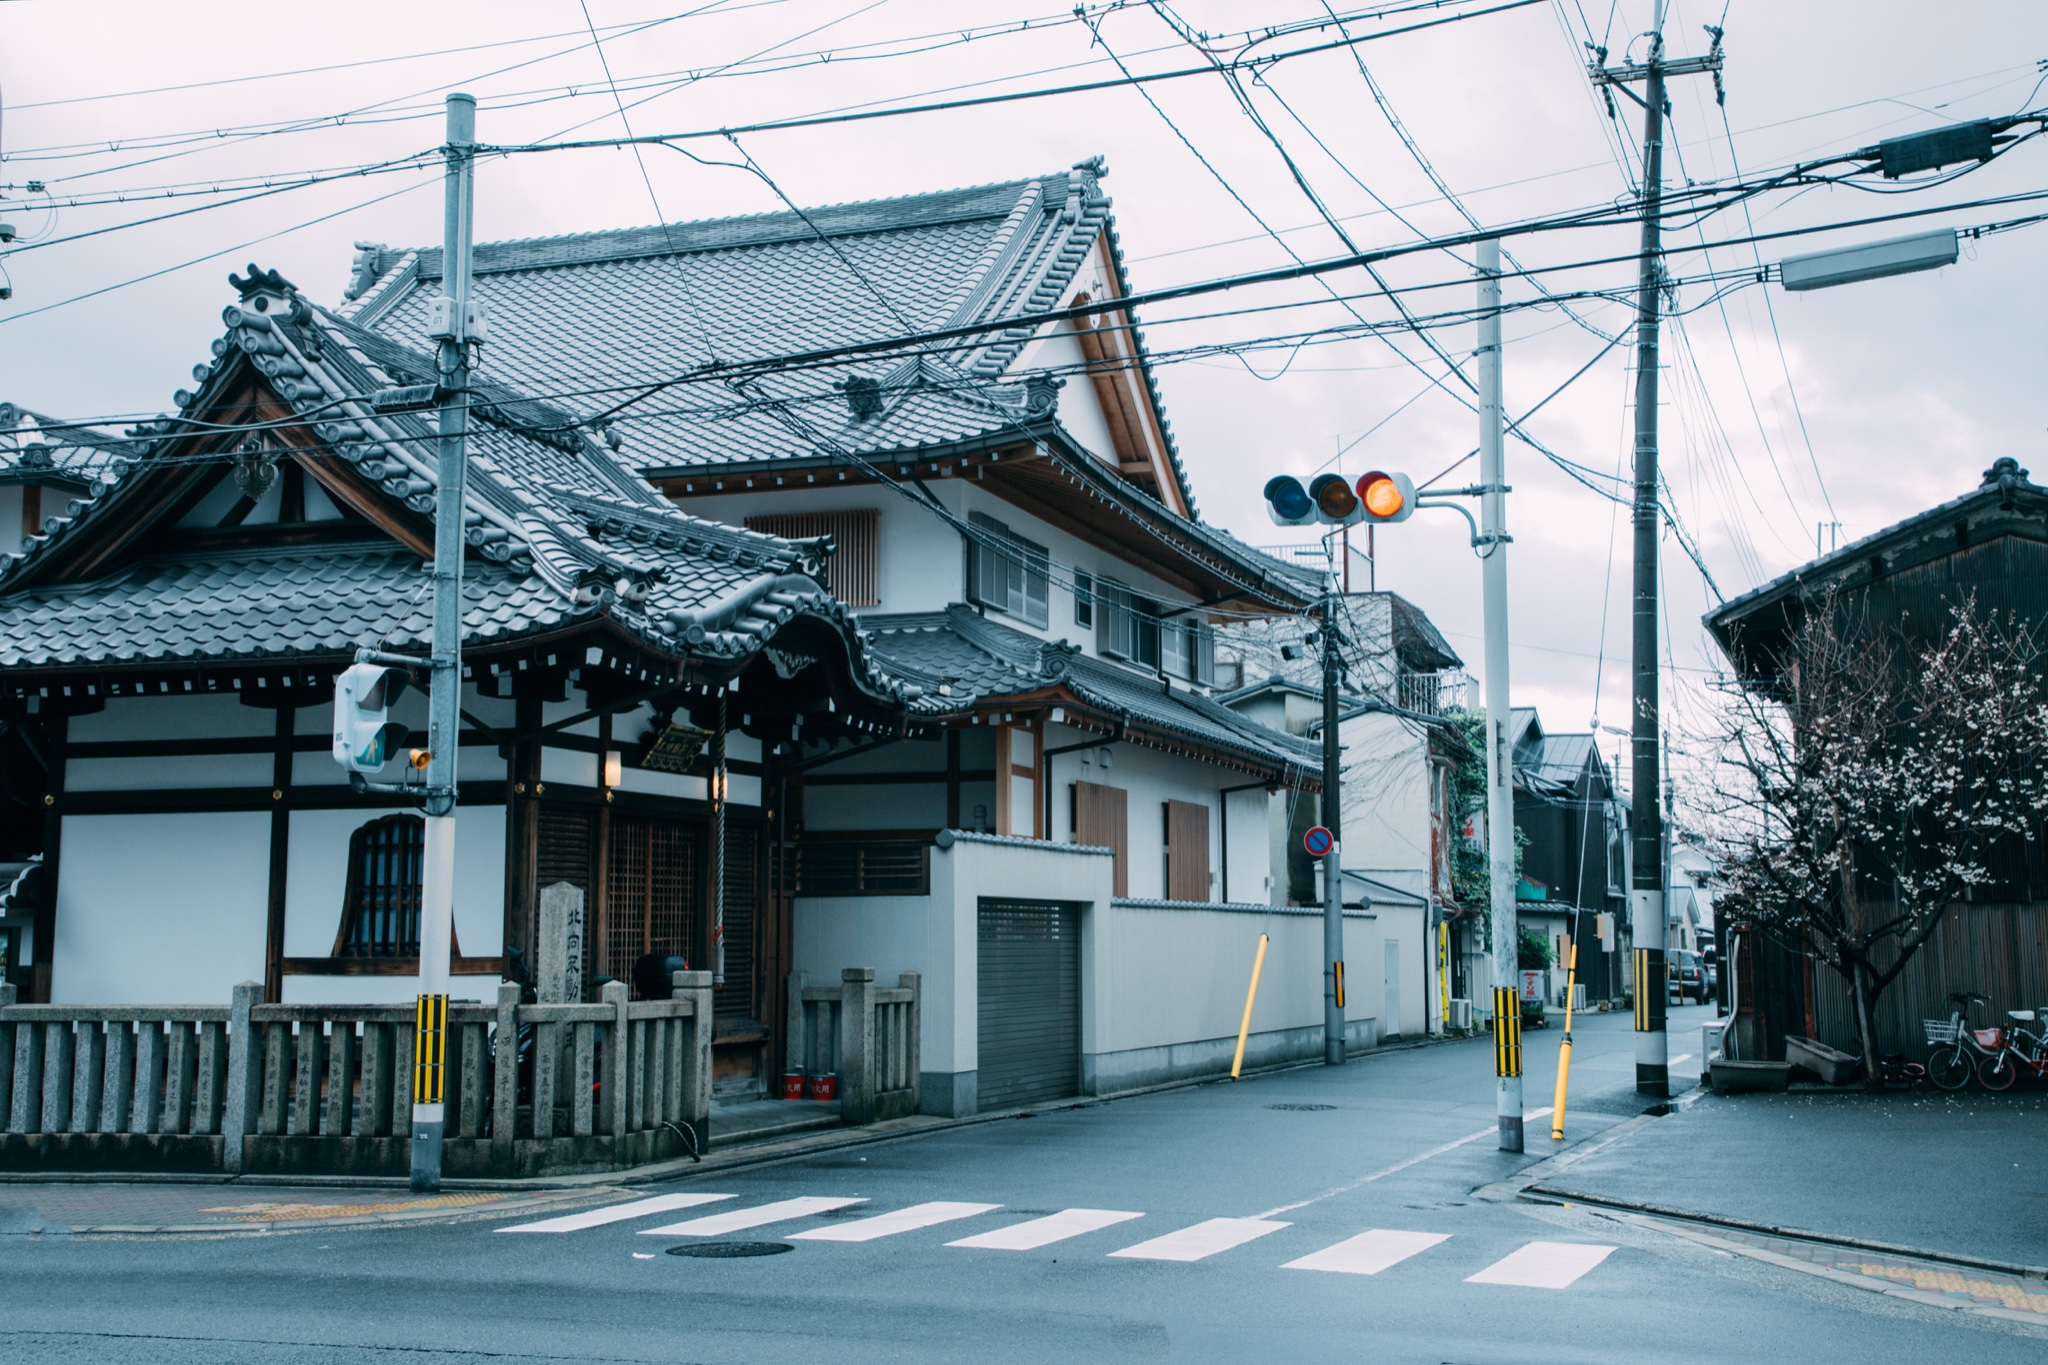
[666,1241,794,1259]
[1268,1103,1337,1112]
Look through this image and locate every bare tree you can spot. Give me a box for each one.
[1699,595,2048,1085]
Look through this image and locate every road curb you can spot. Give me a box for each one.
[1530,1186,2048,1282]
[1595,1208,2048,1327]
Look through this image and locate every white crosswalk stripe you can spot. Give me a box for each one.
[1465,1241,1617,1288]
[790,1202,1000,1243]
[640,1196,867,1236]
[497,1193,734,1234]
[492,1190,1619,1293]
[1282,1228,1449,1275]
[1109,1217,1290,1263]
[948,1208,1145,1251]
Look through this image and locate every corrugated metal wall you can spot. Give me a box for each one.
[1809,903,2048,1055]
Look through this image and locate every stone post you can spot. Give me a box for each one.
[672,970,713,1130]
[0,984,14,1129]
[899,972,921,1103]
[840,968,875,1126]
[537,882,585,1005]
[784,970,807,1076]
[602,980,629,1138]
[221,981,261,1174]
[491,982,518,1170]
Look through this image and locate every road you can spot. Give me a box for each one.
[1,1002,2038,1363]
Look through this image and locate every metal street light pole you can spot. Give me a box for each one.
[412,92,477,1194]
[1476,237,1521,1151]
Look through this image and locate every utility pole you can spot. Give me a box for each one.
[1476,238,1520,1151]
[1591,8,1720,1099]
[1321,590,1346,1066]
[412,92,478,1193]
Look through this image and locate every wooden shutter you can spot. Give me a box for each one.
[1165,800,1211,902]
[605,814,698,991]
[1072,780,1128,897]
[744,509,879,606]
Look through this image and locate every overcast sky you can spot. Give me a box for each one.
[5,0,2045,797]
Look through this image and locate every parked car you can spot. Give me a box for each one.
[1668,950,1708,1004]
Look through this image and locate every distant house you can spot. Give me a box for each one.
[1217,591,1475,1038]
[1510,708,1630,1005]
[0,406,135,557]
[1705,457,2048,1056]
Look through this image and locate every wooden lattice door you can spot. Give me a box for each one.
[605,815,700,993]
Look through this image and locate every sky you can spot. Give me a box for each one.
[4,0,2045,806]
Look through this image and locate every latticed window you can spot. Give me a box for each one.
[335,815,425,957]
[967,512,1050,628]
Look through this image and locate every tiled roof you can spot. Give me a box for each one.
[862,605,1319,776]
[0,276,918,708]
[0,404,138,493]
[341,165,1202,514]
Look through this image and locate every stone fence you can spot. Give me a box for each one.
[0,973,715,1178]
[786,969,921,1124]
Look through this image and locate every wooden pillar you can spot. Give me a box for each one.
[263,705,294,1003]
[945,729,961,830]
[593,710,612,991]
[32,711,66,1004]
[505,691,542,971]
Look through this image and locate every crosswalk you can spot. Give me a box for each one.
[496,1194,1617,1289]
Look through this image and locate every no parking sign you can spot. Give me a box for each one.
[1303,826,1334,858]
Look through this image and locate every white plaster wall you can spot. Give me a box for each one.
[1092,905,1383,1059]
[665,483,964,618]
[1044,731,1261,903]
[70,693,273,743]
[1341,711,1433,884]
[672,477,1199,662]
[51,812,270,1004]
[803,783,946,831]
[1012,324,1119,467]
[280,806,504,960]
[66,754,275,792]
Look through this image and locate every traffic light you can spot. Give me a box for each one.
[1355,470,1416,523]
[333,662,410,773]
[1263,475,1315,526]
[1308,474,1361,525]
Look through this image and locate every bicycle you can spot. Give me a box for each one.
[1924,992,2003,1091]
[1976,1005,2048,1092]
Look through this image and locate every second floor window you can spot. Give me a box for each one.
[1100,580,1215,684]
[968,512,1049,628]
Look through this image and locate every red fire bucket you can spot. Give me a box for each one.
[807,1072,838,1102]
[780,1071,806,1101]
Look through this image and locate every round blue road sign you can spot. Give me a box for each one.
[1303,825,1334,857]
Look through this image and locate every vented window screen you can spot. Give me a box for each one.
[335,815,427,957]
[1164,799,1212,902]
[744,509,880,606]
[967,512,1050,627]
[1072,780,1129,897]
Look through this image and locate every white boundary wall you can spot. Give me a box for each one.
[794,834,1414,1118]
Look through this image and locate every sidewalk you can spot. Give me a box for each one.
[1523,1084,2048,1273]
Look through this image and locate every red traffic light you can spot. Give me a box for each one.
[1354,470,1415,523]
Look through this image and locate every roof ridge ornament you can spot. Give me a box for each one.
[228,263,297,311]
[1981,455,2031,508]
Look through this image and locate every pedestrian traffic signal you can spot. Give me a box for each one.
[1263,475,1316,526]
[333,662,410,773]
[1355,470,1415,523]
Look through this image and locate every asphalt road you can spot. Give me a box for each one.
[2,1003,2039,1363]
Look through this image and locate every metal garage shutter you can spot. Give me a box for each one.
[977,900,1080,1111]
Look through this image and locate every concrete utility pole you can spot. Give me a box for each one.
[413,92,478,1193]
[1475,238,1521,1151]
[1590,4,1721,1100]
[1321,591,1346,1066]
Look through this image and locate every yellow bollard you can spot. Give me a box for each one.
[1551,942,1580,1140]
[1230,933,1271,1080]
